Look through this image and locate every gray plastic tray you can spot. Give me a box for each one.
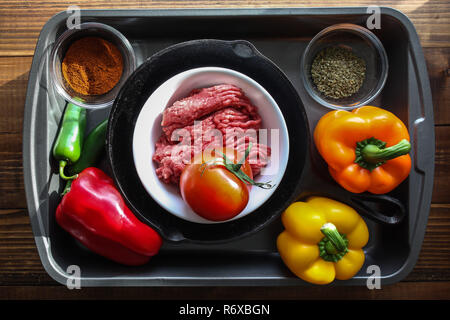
[23,7,434,286]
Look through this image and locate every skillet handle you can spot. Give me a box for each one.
[348,194,406,225]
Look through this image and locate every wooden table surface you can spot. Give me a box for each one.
[0,0,449,300]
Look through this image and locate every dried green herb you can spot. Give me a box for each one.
[311,46,366,100]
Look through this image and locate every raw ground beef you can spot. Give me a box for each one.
[153,84,271,184]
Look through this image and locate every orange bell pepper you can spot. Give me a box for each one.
[314,106,411,194]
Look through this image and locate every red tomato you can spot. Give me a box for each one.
[179,148,253,221]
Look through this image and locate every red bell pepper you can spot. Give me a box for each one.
[56,167,163,266]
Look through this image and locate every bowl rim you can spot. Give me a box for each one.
[49,22,136,109]
[301,23,389,110]
[132,66,290,224]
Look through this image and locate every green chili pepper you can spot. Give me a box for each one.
[52,103,87,180]
[62,119,108,196]
[66,119,108,176]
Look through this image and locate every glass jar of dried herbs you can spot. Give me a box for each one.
[311,46,366,100]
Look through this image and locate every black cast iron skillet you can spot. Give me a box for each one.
[107,39,405,244]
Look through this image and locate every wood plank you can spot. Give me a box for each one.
[424,48,450,125]
[405,204,450,281]
[0,282,449,299]
[432,126,450,203]
[0,133,25,208]
[0,205,448,286]
[0,57,30,133]
[0,0,449,56]
[0,209,50,286]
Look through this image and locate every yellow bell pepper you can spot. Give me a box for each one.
[277,197,369,285]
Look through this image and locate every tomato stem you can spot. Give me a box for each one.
[220,143,274,189]
[233,142,252,171]
[199,160,217,176]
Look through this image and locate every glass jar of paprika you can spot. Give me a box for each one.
[50,22,136,109]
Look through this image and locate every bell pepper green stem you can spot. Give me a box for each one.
[321,223,347,253]
[354,137,411,171]
[59,160,78,180]
[318,223,348,262]
[362,139,411,162]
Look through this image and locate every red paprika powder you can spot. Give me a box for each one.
[62,37,123,96]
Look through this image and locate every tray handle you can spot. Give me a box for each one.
[348,193,406,225]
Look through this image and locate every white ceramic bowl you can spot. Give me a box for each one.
[133,67,289,224]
